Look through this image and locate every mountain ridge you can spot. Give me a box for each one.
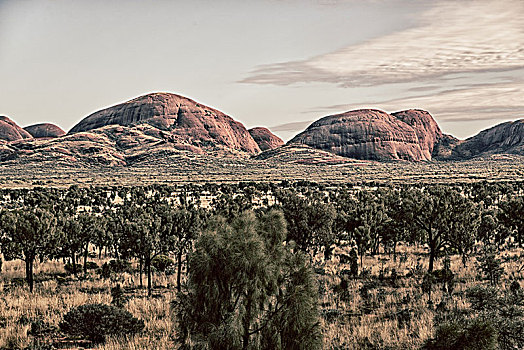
[1,92,522,165]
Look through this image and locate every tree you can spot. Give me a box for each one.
[175,210,322,350]
[498,196,524,247]
[156,204,203,292]
[277,190,335,258]
[402,186,481,272]
[0,207,57,292]
[118,206,162,297]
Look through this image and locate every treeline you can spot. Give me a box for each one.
[0,181,523,295]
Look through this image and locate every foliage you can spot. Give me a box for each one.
[277,190,336,258]
[64,263,82,275]
[59,303,144,343]
[110,284,128,308]
[100,260,132,279]
[174,210,322,350]
[0,207,58,292]
[477,246,504,286]
[423,317,498,350]
[151,254,175,273]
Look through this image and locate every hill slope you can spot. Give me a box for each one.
[70,92,261,154]
[288,109,449,161]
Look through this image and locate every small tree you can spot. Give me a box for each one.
[175,210,322,350]
[477,245,504,286]
[60,304,144,343]
[0,208,57,292]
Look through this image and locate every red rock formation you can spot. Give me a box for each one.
[24,123,66,139]
[450,119,524,158]
[391,109,443,160]
[289,109,445,161]
[69,93,260,154]
[0,116,32,142]
[248,127,284,151]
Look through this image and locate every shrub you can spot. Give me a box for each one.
[64,263,82,275]
[423,318,498,350]
[84,261,99,270]
[477,245,504,286]
[99,260,132,278]
[28,318,58,337]
[110,284,128,308]
[151,255,175,273]
[59,304,144,343]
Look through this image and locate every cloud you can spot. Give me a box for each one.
[241,0,524,87]
[270,120,314,132]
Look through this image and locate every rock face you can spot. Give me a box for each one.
[0,116,32,142]
[450,119,524,158]
[289,109,447,161]
[248,127,284,151]
[69,93,260,154]
[24,123,66,139]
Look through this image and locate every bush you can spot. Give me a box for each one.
[100,260,132,278]
[84,261,99,270]
[59,304,144,343]
[151,255,175,273]
[423,318,498,350]
[64,263,82,275]
[110,284,128,308]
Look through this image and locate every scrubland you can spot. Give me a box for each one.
[0,244,521,349]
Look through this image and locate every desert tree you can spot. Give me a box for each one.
[156,203,203,292]
[0,207,58,292]
[115,204,163,296]
[402,186,481,272]
[175,210,322,350]
[277,190,336,258]
[498,196,524,247]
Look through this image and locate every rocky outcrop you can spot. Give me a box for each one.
[0,116,32,142]
[449,119,524,158]
[289,109,447,161]
[255,143,364,165]
[24,123,66,139]
[248,127,284,151]
[391,109,443,159]
[69,93,260,154]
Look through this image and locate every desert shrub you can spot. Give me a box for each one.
[100,260,132,278]
[28,318,58,337]
[421,272,437,304]
[477,245,504,286]
[151,255,174,273]
[423,318,498,350]
[466,285,500,311]
[64,263,82,275]
[174,211,322,350]
[110,284,128,308]
[59,303,144,343]
[84,261,99,270]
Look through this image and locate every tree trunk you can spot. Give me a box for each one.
[83,244,89,274]
[146,256,152,297]
[393,239,397,262]
[428,241,436,272]
[139,257,143,288]
[427,224,435,272]
[26,258,34,293]
[177,251,183,293]
[71,252,77,276]
[242,296,252,350]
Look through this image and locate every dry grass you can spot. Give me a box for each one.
[0,245,521,349]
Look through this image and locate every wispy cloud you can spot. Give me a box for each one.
[242,0,524,87]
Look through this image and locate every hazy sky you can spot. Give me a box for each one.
[1,0,523,141]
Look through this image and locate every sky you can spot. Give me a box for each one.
[0,0,523,141]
